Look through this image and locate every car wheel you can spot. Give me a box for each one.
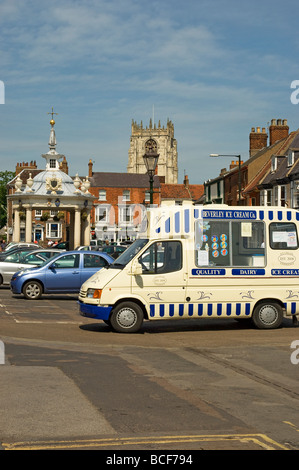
[23,281,43,300]
[110,301,143,333]
[252,301,283,329]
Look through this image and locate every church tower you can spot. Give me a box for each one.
[127,119,178,184]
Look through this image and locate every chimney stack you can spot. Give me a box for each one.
[269,119,289,146]
[249,126,268,157]
[183,174,189,188]
[88,159,93,178]
[15,160,37,175]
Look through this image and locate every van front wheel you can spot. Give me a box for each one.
[110,302,143,333]
[252,301,283,329]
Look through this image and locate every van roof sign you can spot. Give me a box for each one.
[141,203,299,239]
[201,209,257,220]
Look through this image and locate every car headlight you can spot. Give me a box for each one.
[16,270,25,277]
[86,288,102,299]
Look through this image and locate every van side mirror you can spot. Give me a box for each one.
[130,259,142,275]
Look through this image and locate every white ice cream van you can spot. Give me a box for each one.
[78,202,299,332]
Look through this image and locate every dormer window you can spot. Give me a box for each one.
[288,150,294,167]
[271,156,277,172]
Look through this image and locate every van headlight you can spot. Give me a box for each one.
[86,288,102,299]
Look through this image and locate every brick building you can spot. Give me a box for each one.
[204,118,293,206]
[88,161,203,242]
[88,160,161,241]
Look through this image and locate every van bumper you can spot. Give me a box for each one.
[78,301,112,320]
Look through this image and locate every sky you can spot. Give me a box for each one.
[1,0,299,185]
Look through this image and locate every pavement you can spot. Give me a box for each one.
[0,365,115,448]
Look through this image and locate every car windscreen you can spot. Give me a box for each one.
[109,239,148,269]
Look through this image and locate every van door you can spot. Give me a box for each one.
[132,240,187,319]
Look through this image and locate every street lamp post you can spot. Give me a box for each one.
[210,154,242,205]
[143,151,159,205]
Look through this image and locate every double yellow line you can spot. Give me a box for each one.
[2,433,289,450]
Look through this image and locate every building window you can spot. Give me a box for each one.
[280,185,287,206]
[273,186,287,206]
[119,206,132,224]
[266,189,272,206]
[145,139,158,153]
[274,186,279,206]
[292,181,299,208]
[46,223,62,239]
[217,181,221,199]
[271,156,277,172]
[50,159,57,169]
[145,191,150,202]
[122,190,130,201]
[99,189,106,201]
[288,151,294,167]
[95,205,109,223]
[260,189,272,206]
[35,210,42,217]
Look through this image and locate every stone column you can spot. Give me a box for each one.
[25,206,32,242]
[74,208,81,249]
[69,211,75,250]
[83,210,91,246]
[13,207,20,242]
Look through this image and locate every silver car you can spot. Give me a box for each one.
[0,249,61,285]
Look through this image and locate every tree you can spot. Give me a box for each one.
[0,171,15,228]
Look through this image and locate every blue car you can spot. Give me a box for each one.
[10,250,114,300]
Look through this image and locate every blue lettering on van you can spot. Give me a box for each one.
[202,209,257,220]
[191,268,226,275]
[232,269,265,275]
[272,269,299,276]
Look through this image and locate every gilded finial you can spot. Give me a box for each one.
[48,107,58,127]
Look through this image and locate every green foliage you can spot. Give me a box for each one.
[0,171,15,228]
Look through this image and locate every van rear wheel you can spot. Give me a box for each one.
[110,302,143,333]
[252,301,283,329]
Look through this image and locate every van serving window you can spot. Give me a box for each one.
[195,220,265,268]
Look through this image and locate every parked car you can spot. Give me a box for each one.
[0,246,40,261]
[53,241,69,250]
[98,244,127,259]
[4,242,39,252]
[75,245,97,251]
[90,239,103,248]
[0,249,61,285]
[10,250,114,299]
